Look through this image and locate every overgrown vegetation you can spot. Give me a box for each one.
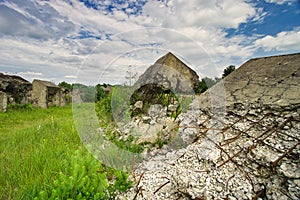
[34,150,131,200]
[130,84,180,117]
[0,105,131,200]
[95,87,145,153]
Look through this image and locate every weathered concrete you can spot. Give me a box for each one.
[0,73,32,105]
[0,91,7,112]
[197,53,300,109]
[135,52,199,94]
[154,52,199,92]
[32,79,70,108]
[118,53,300,200]
[0,73,71,111]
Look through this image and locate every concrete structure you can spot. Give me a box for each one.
[197,52,300,109]
[0,73,71,111]
[135,52,199,94]
[0,73,32,106]
[0,91,7,112]
[32,79,69,108]
[118,53,300,200]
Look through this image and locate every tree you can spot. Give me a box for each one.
[58,81,73,90]
[195,77,219,93]
[95,84,107,101]
[222,65,235,78]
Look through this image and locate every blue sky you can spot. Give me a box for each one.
[0,0,299,85]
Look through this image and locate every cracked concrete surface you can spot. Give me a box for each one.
[198,53,300,109]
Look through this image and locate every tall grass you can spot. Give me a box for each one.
[0,105,86,199]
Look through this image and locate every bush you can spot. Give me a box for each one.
[34,150,132,200]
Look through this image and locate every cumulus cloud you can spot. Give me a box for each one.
[0,0,295,84]
[141,0,258,29]
[0,1,75,39]
[255,28,300,51]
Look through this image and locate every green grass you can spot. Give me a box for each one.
[0,105,81,199]
[0,105,132,200]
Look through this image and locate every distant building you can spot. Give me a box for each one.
[32,79,70,108]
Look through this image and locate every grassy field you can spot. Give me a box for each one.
[0,105,131,200]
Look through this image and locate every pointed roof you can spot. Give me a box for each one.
[155,52,186,66]
[154,52,198,78]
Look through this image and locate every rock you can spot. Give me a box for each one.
[280,162,300,178]
[142,116,151,124]
[134,100,143,109]
[216,186,223,192]
[148,104,166,118]
[168,104,178,112]
[137,123,164,144]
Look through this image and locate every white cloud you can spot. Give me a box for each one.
[64,75,77,79]
[19,71,43,76]
[141,0,258,29]
[255,28,300,51]
[0,1,75,39]
[0,0,291,84]
[264,0,296,5]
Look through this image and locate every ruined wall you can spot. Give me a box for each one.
[0,73,32,106]
[32,80,48,108]
[118,53,300,200]
[0,91,7,112]
[0,74,71,111]
[135,52,199,94]
[197,53,300,109]
[32,80,71,108]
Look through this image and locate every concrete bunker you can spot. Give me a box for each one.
[32,79,68,108]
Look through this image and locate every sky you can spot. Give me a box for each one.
[0,0,299,85]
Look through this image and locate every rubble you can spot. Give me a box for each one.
[118,103,300,200]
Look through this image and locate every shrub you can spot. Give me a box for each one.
[34,150,132,200]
